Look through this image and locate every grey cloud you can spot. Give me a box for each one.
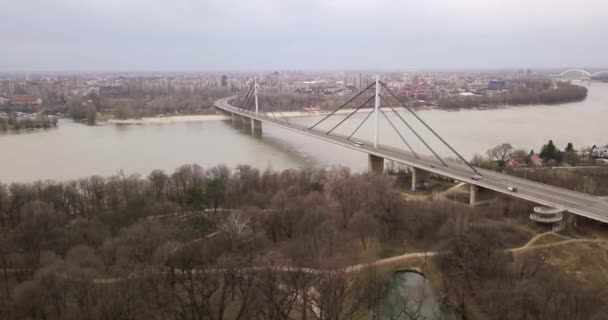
[0,0,606,71]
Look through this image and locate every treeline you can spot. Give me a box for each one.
[251,80,588,112]
[0,165,462,319]
[236,91,382,113]
[0,114,58,131]
[68,87,232,121]
[475,140,587,169]
[438,222,608,319]
[507,167,608,196]
[438,82,588,109]
[253,93,353,112]
[0,164,604,319]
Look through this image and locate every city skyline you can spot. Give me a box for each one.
[2,0,607,72]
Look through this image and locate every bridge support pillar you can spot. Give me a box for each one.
[411,167,429,192]
[470,184,478,206]
[368,154,384,174]
[469,185,496,207]
[232,114,244,128]
[240,116,253,134]
[251,119,262,136]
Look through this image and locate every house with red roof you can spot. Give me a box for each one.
[9,95,42,106]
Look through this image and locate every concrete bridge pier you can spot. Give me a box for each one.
[470,185,478,206]
[469,185,496,207]
[232,113,244,128]
[240,116,253,134]
[368,154,384,174]
[231,112,237,125]
[411,167,429,191]
[251,118,262,136]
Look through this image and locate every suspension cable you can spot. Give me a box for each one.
[240,85,253,110]
[380,108,419,159]
[243,89,256,112]
[380,81,478,174]
[381,95,447,167]
[277,110,289,122]
[239,84,254,110]
[269,111,280,121]
[308,82,376,130]
[326,95,375,135]
[347,108,374,140]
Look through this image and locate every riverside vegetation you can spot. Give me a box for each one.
[0,165,607,319]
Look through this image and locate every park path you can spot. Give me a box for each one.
[3,230,607,283]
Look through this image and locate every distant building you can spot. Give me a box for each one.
[9,95,42,106]
[458,92,477,97]
[530,207,564,231]
[591,145,608,158]
[99,85,128,97]
[596,158,608,165]
[411,75,421,86]
[507,154,542,167]
[428,90,448,100]
[304,105,321,113]
[529,155,543,166]
[487,80,506,90]
[507,155,525,167]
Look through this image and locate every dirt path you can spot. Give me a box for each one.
[354,231,608,269]
[5,231,607,283]
[509,238,607,253]
[514,231,555,249]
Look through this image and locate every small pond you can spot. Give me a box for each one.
[376,271,459,320]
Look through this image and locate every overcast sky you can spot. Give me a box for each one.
[1,0,607,71]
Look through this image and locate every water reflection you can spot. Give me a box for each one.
[377,271,439,320]
[377,271,457,320]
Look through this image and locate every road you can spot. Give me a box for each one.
[216,97,608,223]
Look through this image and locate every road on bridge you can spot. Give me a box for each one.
[216,97,608,223]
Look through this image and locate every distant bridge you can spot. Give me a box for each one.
[558,69,608,77]
[215,78,608,224]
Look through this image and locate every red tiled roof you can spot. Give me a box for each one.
[10,95,40,104]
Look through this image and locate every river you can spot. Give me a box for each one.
[1,82,607,183]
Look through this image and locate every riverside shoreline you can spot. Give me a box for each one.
[106,107,411,124]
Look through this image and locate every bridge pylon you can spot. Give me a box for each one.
[306,78,479,177]
[254,78,259,114]
[374,75,380,148]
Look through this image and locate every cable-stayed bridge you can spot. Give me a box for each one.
[215,77,608,224]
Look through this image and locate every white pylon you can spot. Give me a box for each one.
[374,75,381,148]
[254,78,259,114]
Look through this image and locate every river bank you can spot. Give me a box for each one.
[1,82,606,183]
[106,106,412,124]
[108,114,230,124]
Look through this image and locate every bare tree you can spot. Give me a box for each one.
[487,143,514,166]
[219,211,252,251]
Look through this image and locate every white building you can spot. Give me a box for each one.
[530,207,564,231]
[591,145,608,158]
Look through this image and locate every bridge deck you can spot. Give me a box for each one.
[216,97,608,224]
